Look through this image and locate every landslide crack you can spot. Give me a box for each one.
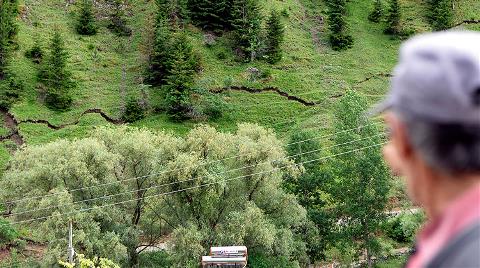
[20,109,123,130]
[213,86,318,106]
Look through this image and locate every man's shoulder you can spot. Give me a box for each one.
[426,221,480,268]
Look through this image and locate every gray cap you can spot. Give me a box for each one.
[371,31,480,125]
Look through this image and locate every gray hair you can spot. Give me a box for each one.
[398,112,480,175]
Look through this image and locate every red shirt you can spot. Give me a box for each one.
[407,183,480,268]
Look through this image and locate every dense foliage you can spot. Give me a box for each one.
[1,124,309,267]
[107,0,132,37]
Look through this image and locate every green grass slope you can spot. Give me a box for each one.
[0,0,478,172]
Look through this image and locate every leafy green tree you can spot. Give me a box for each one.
[368,0,384,23]
[265,10,284,64]
[163,33,197,120]
[107,0,132,36]
[1,124,309,267]
[38,30,73,110]
[230,0,262,61]
[328,90,391,267]
[326,0,353,51]
[284,130,334,262]
[76,0,97,36]
[427,0,452,30]
[384,0,401,35]
[0,0,19,79]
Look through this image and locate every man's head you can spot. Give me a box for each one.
[373,31,480,209]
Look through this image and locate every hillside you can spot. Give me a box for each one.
[0,0,477,168]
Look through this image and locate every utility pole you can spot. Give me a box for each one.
[68,220,74,264]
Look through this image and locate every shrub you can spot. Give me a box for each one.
[24,40,43,64]
[138,251,172,268]
[368,0,383,23]
[329,33,353,51]
[249,254,298,268]
[0,73,23,109]
[383,212,424,243]
[0,218,18,248]
[122,97,145,123]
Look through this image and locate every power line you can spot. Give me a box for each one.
[7,133,385,217]
[7,141,387,225]
[2,119,383,208]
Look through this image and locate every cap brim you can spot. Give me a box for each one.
[366,98,393,118]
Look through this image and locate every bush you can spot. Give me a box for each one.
[76,0,97,36]
[0,218,19,248]
[45,89,73,111]
[24,41,43,64]
[138,251,172,268]
[0,73,23,109]
[122,97,145,123]
[249,254,298,268]
[382,212,424,243]
[329,33,354,51]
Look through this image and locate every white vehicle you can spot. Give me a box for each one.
[201,246,248,268]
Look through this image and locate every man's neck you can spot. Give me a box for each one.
[427,174,480,219]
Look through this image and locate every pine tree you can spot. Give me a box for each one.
[188,0,230,31]
[384,0,401,35]
[230,0,262,61]
[39,30,73,110]
[265,10,284,64]
[0,0,18,79]
[107,0,132,36]
[164,33,196,120]
[76,0,97,35]
[427,0,452,31]
[157,0,189,26]
[326,0,353,51]
[146,1,174,86]
[368,0,383,23]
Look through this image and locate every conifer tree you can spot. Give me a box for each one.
[188,0,230,30]
[427,0,452,31]
[0,0,18,79]
[76,0,97,35]
[230,0,262,61]
[156,0,189,26]
[368,0,384,23]
[384,0,401,35]
[326,0,353,51]
[146,3,174,86]
[39,30,73,110]
[163,33,196,120]
[107,0,132,36]
[265,10,284,64]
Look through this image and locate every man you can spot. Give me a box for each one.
[371,31,480,267]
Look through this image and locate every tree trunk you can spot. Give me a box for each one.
[367,247,372,268]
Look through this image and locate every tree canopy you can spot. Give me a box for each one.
[1,124,310,267]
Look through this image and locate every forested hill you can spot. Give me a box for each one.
[0,0,478,170]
